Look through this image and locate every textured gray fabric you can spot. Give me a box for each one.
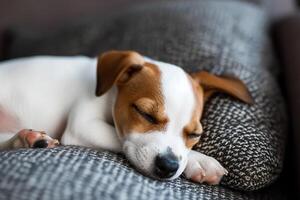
[5,0,287,192]
[0,146,286,200]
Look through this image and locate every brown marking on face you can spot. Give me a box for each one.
[114,62,169,136]
[183,75,205,149]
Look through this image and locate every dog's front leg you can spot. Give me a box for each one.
[0,129,59,150]
[61,120,121,152]
[184,150,228,185]
[61,97,122,152]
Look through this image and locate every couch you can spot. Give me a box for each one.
[0,0,298,199]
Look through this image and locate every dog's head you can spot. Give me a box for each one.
[95,50,253,179]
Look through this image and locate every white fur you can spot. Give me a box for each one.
[0,55,226,184]
[0,56,97,135]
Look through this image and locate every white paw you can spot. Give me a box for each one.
[184,150,228,185]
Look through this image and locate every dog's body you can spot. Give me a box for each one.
[0,51,253,185]
[0,56,97,139]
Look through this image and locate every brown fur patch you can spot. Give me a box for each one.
[191,71,254,104]
[114,62,168,136]
[96,51,145,96]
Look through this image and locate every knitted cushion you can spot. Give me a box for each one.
[0,146,286,200]
[5,0,287,191]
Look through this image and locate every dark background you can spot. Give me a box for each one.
[0,0,296,31]
[0,0,296,55]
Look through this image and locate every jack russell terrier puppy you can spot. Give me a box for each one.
[0,50,253,185]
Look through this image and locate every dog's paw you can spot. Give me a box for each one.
[184,150,227,185]
[16,129,59,148]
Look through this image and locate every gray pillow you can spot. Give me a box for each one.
[0,146,286,200]
[5,0,287,191]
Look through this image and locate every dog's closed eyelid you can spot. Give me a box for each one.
[134,98,156,113]
[187,132,202,139]
[132,104,158,124]
[184,124,201,134]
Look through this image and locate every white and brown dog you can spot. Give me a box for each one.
[0,51,253,185]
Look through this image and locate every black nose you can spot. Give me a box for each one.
[32,140,48,148]
[154,152,179,178]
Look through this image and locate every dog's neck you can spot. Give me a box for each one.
[94,86,116,125]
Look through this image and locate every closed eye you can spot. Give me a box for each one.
[188,132,201,139]
[132,104,158,124]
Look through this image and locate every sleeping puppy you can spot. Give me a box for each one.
[0,51,253,185]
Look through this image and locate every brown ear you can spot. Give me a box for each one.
[191,71,254,104]
[95,50,145,96]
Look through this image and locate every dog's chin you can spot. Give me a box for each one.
[122,140,188,181]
